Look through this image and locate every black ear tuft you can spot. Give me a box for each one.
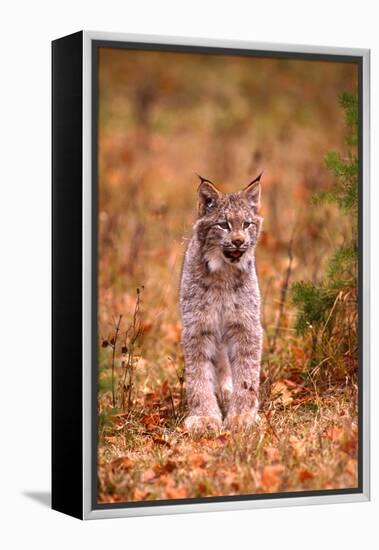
[248,171,263,186]
[196,173,214,186]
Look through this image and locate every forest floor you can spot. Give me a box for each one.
[97,310,358,503]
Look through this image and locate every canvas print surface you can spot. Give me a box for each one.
[96,46,359,505]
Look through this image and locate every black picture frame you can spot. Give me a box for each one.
[52,31,370,520]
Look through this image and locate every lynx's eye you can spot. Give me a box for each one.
[216,221,230,231]
[243,221,253,229]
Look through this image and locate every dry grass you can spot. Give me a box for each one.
[96,48,359,503]
[97,360,358,502]
[97,305,358,502]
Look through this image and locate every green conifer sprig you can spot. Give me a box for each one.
[291,92,358,359]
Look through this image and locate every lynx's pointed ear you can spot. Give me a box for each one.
[197,174,221,217]
[242,171,263,212]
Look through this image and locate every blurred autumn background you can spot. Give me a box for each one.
[97,47,359,504]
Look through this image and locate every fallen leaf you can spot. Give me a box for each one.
[261,464,285,492]
[152,460,177,476]
[189,454,208,468]
[141,413,161,430]
[197,482,207,494]
[107,494,123,502]
[223,471,240,492]
[298,469,315,482]
[153,437,171,447]
[132,488,151,501]
[108,456,133,471]
[271,381,293,406]
[165,487,188,499]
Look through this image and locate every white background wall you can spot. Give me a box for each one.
[1,1,377,548]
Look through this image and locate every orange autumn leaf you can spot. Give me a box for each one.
[107,494,123,503]
[261,464,285,492]
[197,482,207,494]
[154,459,177,475]
[108,456,133,471]
[223,472,240,492]
[132,488,151,501]
[152,436,171,447]
[165,487,188,499]
[189,454,208,468]
[298,469,315,482]
[271,380,293,406]
[141,412,161,430]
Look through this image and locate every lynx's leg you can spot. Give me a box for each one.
[183,328,222,432]
[215,346,233,417]
[224,323,262,430]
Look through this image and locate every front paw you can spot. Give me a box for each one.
[184,415,222,433]
[224,411,259,431]
[217,387,232,417]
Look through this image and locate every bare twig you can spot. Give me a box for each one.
[127,222,145,276]
[270,227,296,353]
[111,315,122,407]
[121,287,144,412]
[168,356,185,416]
[320,290,342,339]
[262,410,280,442]
[168,386,176,421]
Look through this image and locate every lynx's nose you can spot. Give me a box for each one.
[232,238,244,248]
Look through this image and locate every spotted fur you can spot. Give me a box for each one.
[180,174,264,431]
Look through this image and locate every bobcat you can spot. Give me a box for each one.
[180,173,263,432]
